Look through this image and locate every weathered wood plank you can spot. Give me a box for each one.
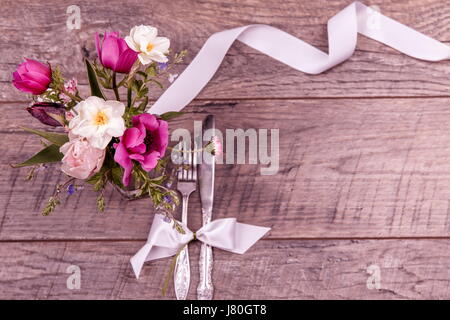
[2,0,450,102]
[1,239,450,299]
[3,98,450,239]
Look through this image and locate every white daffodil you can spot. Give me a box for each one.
[125,25,170,65]
[69,96,126,149]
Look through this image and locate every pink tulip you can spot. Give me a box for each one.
[114,114,168,186]
[95,31,138,73]
[12,59,52,95]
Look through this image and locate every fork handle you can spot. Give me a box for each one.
[174,246,190,300]
[174,194,191,300]
[197,243,214,300]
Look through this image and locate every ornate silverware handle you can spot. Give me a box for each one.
[197,242,213,300]
[198,115,215,300]
[174,178,195,300]
[174,246,190,300]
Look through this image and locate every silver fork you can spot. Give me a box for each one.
[174,140,197,300]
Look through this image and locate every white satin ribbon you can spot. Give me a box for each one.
[130,214,270,278]
[148,1,450,115]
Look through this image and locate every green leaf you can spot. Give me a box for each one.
[96,193,105,212]
[137,97,149,112]
[136,71,147,80]
[145,64,157,77]
[86,171,102,185]
[11,144,63,168]
[159,111,185,121]
[110,166,124,189]
[148,79,163,89]
[138,86,149,98]
[85,59,106,99]
[20,127,68,147]
[86,166,107,186]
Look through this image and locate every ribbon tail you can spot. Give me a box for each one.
[131,241,186,279]
[148,1,450,115]
[130,214,193,279]
[232,223,270,254]
[130,243,153,279]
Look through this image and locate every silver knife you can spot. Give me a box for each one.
[197,115,215,300]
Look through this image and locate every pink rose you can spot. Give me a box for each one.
[60,134,106,180]
[12,59,52,95]
[95,31,138,74]
[114,114,168,186]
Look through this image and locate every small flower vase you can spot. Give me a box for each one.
[112,160,177,201]
[112,181,144,200]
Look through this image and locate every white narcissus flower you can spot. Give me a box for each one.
[125,25,170,65]
[69,96,126,149]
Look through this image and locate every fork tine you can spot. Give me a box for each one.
[188,140,193,180]
[183,140,189,181]
[177,141,183,181]
[192,139,197,181]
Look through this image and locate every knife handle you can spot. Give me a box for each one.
[197,242,214,300]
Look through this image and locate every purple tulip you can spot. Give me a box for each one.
[95,32,138,73]
[12,59,52,95]
[27,102,65,127]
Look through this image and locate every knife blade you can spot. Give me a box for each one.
[197,114,215,300]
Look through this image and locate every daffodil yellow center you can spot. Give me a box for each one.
[93,111,108,126]
[146,43,154,52]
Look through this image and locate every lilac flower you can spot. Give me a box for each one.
[163,195,172,204]
[158,62,168,70]
[67,184,76,196]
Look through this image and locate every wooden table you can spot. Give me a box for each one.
[2,0,450,299]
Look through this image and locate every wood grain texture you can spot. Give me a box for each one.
[3,98,450,239]
[1,239,450,300]
[2,0,450,299]
[1,0,450,102]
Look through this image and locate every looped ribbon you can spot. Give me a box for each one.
[131,214,270,278]
[148,1,450,115]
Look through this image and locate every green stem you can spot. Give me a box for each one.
[127,86,132,108]
[112,72,120,101]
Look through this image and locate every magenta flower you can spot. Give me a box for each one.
[27,102,65,127]
[95,31,138,73]
[12,59,52,95]
[114,114,168,186]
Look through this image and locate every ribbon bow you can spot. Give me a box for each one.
[131,214,270,278]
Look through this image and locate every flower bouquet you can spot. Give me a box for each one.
[11,25,188,215]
